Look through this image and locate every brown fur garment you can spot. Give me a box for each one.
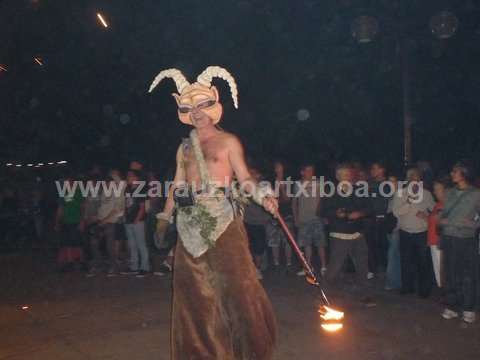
[171,218,277,359]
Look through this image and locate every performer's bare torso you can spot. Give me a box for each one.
[183,130,236,188]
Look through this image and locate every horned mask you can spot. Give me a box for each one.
[148,66,238,125]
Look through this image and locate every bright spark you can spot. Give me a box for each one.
[34,57,43,66]
[321,323,344,332]
[97,13,109,28]
[0,64,7,72]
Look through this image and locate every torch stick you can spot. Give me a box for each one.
[276,212,330,306]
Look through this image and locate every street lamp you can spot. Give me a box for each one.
[352,11,458,166]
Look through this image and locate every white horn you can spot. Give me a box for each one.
[148,68,190,94]
[197,66,239,109]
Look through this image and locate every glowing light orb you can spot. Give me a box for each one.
[296,108,310,121]
[119,113,131,125]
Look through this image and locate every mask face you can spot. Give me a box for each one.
[173,84,223,125]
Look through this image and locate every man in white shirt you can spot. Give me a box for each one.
[392,167,435,297]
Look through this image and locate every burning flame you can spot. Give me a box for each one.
[321,323,344,332]
[319,305,344,333]
[319,306,344,321]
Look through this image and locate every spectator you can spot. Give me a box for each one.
[385,175,402,291]
[145,171,163,249]
[428,177,449,288]
[367,161,390,279]
[244,167,271,280]
[266,160,293,269]
[122,169,150,277]
[324,163,370,290]
[129,160,144,172]
[292,163,327,277]
[440,161,480,324]
[83,179,102,276]
[54,175,85,272]
[96,173,125,276]
[392,167,435,298]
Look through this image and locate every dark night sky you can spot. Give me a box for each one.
[1,0,480,174]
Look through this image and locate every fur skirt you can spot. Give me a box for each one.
[171,218,276,359]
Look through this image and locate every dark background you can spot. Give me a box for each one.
[1,0,480,175]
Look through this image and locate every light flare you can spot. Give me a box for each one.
[96,13,109,28]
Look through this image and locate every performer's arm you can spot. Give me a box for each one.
[227,135,278,215]
[161,145,186,218]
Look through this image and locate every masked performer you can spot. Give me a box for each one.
[150,66,277,359]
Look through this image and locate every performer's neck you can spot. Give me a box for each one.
[196,125,220,140]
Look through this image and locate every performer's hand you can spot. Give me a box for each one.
[263,196,279,217]
[156,218,170,235]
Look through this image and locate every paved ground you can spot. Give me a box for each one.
[1,253,479,360]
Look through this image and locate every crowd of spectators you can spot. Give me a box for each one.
[1,157,479,323]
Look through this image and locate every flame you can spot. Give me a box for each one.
[319,306,344,321]
[321,323,343,332]
[21,306,29,310]
[319,306,344,333]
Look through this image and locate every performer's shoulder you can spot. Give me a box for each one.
[219,131,242,146]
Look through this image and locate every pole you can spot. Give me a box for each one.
[401,39,412,167]
[276,213,330,305]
